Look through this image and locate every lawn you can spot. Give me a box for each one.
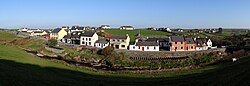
[105,29,171,43]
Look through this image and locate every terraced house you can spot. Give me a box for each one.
[170,36,186,51]
[109,35,130,49]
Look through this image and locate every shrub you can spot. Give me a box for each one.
[48,39,58,47]
[100,45,114,56]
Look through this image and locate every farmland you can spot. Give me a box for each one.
[0,30,250,86]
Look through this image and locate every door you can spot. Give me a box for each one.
[142,47,144,51]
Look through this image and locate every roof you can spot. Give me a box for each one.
[171,36,185,42]
[96,39,109,44]
[110,35,128,39]
[63,34,80,39]
[185,38,195,44]
[51,28,61,33]
[71,26,85,30]
[121,26,134,28]
[195,38,209,46]
[136,41,158,46]
[146,38,169,42]
[81,31,96,37]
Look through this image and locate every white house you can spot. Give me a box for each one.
[80,31,98,47]
[120,26,134,30]
[95,39,109,49]
[129,41,159,51]
[18,28,29,32]
[100,25,111,29]
[70,26,85,33]
[194,38,212,50]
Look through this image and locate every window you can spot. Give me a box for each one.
[99,44,100,46]
[86,38,88,41]
[191,46,193,49]
[121,45,125,47]
[82,38,84,40]
[111,44,114,46]
[181,42,183,44]
[147,47,149,50]
[175,42,177,44]
[139,46,140,49]
[133,46,135,49]
[122,40,125,42]
[181,47,183,49]
[175,47,177,49]
[89,42,91,45]
[82,42,85,44]
[154,47,156,50]
[118,40,120,42]
[113,39,115,41]
[89,38,91,41]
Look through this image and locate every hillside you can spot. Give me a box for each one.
[0,31,250,86]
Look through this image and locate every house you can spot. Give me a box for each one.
[129,41,159,51]
[95,39,109,49]
[120,26,134,30]
[146,37,171,50]
[18,28,29,32]
[70,26,85,33]
[62,34,81,45]
[109,35,130,49]
[80,31,98,47]
[100,25,111,29]
[185,38,196,51]
[30,31,48,36]
[194,38,212,50]
[157,28,172,32]
[50,28,68,40]
[170,36,186,51]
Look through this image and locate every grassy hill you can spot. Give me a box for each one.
[1,31,250,86]
[105,29,171,43]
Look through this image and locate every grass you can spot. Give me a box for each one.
[1,30,250,86]
[105,29,171,43]
[1,44,250,86]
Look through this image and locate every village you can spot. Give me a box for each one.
[17,25,218,52]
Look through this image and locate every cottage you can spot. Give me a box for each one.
[62,34,81,45]
[129,41,159,51]
[194,38,212,50]
[80,31,98,47]
[50,28,68,40]
[100,25,111,29]
[185,38,196,51]
[95,39,109,49]
[70,26,86,33]
[109,35,130,49]
[146,37,171,50]
[120,26,134,30]
[170,36,186,51]
[30,31,48,36]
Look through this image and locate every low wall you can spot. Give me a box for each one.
[45,47,64,53]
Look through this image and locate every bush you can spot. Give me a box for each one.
[48,39,58,47]
[100,45,114,56]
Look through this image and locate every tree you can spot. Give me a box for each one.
[218,27,223,33]
[48,38,58,47]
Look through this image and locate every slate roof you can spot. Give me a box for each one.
[81,31,96,37]
[136,41,158,46]
[185,38,195,44]
[121,26,133,28]
[51,28,61,33]
[171,36,185,42]
[71,26,85,30]
[110,35,128,39]
[146,38,169,42]
[195,38,209,47]
[63,35,71,39]
[96,39,109,44]
[63,34,80,39]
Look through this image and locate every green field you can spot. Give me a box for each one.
[0,30,250,85]
[105,29,171,43]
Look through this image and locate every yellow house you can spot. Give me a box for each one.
[50,28,68,40]
[109,34,130,49]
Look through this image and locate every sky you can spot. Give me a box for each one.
[0,0,250,29]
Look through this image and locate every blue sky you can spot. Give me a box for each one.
[0,0,250,29]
